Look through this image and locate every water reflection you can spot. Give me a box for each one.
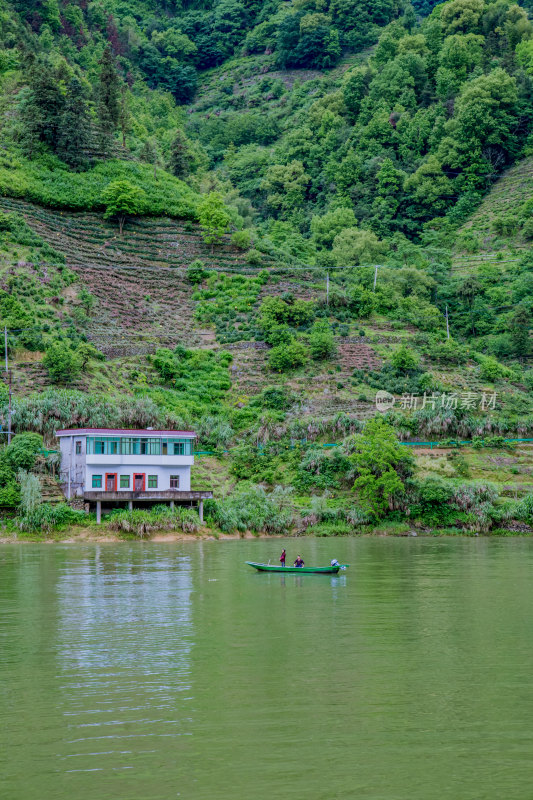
[2,539,533,800]
[55,546,194,791]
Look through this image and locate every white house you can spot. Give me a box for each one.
[56,428,212,522]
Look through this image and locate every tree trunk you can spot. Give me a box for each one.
[119,216,125,236]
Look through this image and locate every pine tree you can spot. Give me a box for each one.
[510,306,531,360]
[97,46,120,151]
[57,76,91,169]
[19,58,64,157]
[168,129,192,179]
[118,83,130,148]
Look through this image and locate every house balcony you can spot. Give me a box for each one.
[83,490,213,524]
[86,454,194,467]
[83,490,212,502]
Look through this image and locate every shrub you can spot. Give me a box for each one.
[259,295,316,330]
[251,386,294,410]
[187,260,208,284]
[246,248,263,265]
[309,320,336,360]
[348,285,374,317]
[43,341,82,383]
[231,230,252,250]
[16,502,86,533]
[390,346,419,373]
[449,482,499,532]
[516,494,533,524]
[18,470,42,514]
[205,485,294,534]
[269,339,309,371]
[5,432,43,471]
[264,324,292,347]
[294,448,350,491]
[479,356,512,382]
[425,337,469,365]
[345,506,373,526]
[108,505,201,538]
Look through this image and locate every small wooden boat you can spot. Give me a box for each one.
[246,561,348,574]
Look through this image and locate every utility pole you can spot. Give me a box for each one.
[445,305,450,340]
[326,271,329,306]
[7,370,12,445]
[373,264,378,291]
[4,325,7,374]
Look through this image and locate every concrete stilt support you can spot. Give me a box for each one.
[96,501,101,524]
[170,500,175,510]
[199,500,204,524]
[128,500,133,511]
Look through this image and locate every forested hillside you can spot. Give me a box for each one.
[0,0,532,536]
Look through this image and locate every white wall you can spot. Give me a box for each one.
[59,435,86,497]
[86,464,191,491]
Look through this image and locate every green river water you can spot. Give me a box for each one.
[1,538,533,800]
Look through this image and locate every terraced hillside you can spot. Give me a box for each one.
[0,181,529,434]
[453,155,533,268]
[0,196,518,416]
[0,196,258,350]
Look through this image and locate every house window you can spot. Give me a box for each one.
[92,474,102,488]
[170,475,180,489]
[148,475,158,489]
[75,441,82,455]
[164,439,191,456]
[120,475,130,489]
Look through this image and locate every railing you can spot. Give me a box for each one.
[86,436,194,456]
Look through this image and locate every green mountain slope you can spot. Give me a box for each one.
[454,155,533,260]
[0,0,531,534]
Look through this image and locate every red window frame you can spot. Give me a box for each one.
[133,473,145,492]
[105,472,117,492]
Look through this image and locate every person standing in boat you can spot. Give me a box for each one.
[280,549,286,567]
[294,555,305,568]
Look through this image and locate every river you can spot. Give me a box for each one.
[1,538,533,799]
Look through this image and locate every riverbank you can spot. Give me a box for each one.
[1,523,532,543]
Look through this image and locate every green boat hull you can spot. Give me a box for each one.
[246,561,345,574]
